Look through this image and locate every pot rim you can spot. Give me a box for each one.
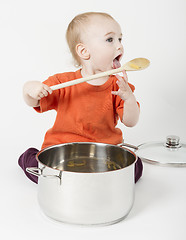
[36,142,137,174]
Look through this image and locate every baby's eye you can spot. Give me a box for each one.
[106,37,113,43]
[118,38,122,42]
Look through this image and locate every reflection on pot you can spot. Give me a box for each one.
[64,158,122,172]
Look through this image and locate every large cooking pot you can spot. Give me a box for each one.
[26,142,137,226]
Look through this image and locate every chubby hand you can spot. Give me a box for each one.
[111,70,133,101]
[24,81,52,100]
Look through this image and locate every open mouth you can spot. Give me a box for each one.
[113,54,122,69]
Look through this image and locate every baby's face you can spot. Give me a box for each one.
[80,15,124,72]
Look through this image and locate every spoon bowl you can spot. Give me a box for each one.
[123,58,150,71]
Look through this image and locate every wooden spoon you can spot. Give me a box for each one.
[50,58,150,91]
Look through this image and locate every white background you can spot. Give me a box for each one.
[0,0,186,239]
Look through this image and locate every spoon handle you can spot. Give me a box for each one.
[50,65,125,91]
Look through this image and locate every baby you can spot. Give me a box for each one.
[19,12,143,183]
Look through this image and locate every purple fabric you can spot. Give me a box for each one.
[18,148,143,184]
[135,156,143,183]
[18,148,39,184]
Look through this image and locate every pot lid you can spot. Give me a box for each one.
[136,135,186,167]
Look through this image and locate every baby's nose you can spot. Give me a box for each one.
[116,41,123,50]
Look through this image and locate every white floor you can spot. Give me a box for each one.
[1,147,186,240]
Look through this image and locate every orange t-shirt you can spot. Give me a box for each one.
[34,69,137,149]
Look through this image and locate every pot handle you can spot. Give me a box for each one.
[26,167,42,177]
[26,167,62,180]
[118,142,139,151]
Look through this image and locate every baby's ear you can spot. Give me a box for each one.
[76,43,90,60]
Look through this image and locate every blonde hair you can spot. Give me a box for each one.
[66,12,114,67]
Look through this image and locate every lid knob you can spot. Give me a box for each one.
[166,135,180,148]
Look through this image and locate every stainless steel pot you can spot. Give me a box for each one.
[26,142,137,226]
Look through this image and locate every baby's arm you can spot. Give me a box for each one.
[111,71,140,127]
[23,81,52,107]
